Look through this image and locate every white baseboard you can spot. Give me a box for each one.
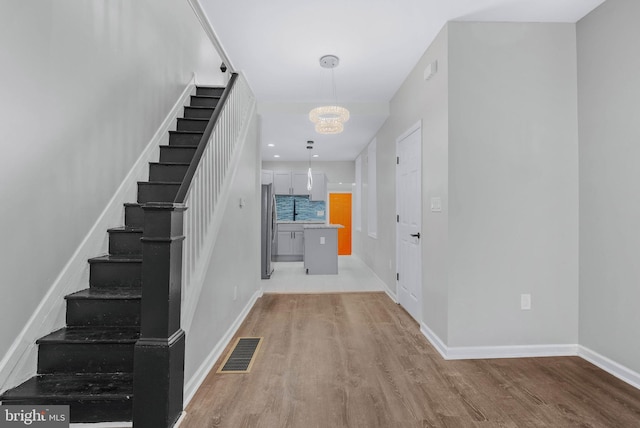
[579,345,640,390]
[419,322,449,359]
[384,284,398,303]
[182,288,263,407]
[420,322,578,360]
[420,322,640,392]
[445,343,579,360]
[0,79,196,394]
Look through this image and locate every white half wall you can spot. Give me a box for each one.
[182,112,261,401]
[0,0,224,376]
[577,0,640,375]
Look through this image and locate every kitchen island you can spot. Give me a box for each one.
[274,221,324,262]
[303,224,344,275]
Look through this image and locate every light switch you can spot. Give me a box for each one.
[317,210,324,216]
[430,197,442,212]
[320,237,325,245]
[521,294,531,310]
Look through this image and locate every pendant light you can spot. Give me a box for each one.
[306,142,314,191]
[309,55,350,134]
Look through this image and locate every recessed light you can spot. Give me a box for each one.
[312,154,319,158]
[267,143,275,147]
[273,155,280,158]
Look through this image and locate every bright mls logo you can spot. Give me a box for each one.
[0,406,69,427]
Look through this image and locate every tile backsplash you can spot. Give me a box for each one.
[276,195,326,221]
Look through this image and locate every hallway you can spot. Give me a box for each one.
[262,255,386,294]
[180,293,640,427]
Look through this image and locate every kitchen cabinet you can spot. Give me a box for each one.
[275,223,305,261]
[303,225,342,274]
[274,171,310,195]
[292,172,309,195]
[273,170,327,201]
[273,171,293,195]
[261,169,273,185]
[310,172,326,201]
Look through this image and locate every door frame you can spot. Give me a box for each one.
[395,120,423,322]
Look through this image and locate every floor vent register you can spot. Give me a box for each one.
[217,337,263,373]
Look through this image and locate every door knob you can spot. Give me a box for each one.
[410,232,421,239]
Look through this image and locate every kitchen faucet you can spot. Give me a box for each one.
[293,198,298,221]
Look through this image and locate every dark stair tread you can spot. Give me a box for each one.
[107,226,143,234]
[37,327,140,344]
[168,130,203,135]
[124,202,141,208]
[191,94,222,98]
[137,180,182,185]
[178,117,209,122]
[185,105,215,110]
[149,161,191,166]
[65,288,142,300]
[88,255,142,263]
[1,373,133,400]
[160,144,199,148]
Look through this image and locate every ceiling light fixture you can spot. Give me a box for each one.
[309,55,349,135]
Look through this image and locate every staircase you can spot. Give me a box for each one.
[0,86,224,423]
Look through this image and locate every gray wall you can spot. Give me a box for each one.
[578,0,640,373]
[0,1,223,359]
[354,25,450,339]
[447,22,579,347]
[354,22,580,348]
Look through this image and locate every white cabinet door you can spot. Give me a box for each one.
[310,172,326,201]
[273,171,292,195]
[276,231,293,255]
[261,169,274,185]
[292,231,305,255]
[291,171,309,195]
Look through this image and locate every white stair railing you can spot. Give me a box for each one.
[176,73,255,333]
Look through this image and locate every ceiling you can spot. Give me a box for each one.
[200,0,605,162]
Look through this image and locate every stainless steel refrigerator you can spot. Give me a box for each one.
[261,184,275,279]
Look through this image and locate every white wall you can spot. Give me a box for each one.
[578,0,640,373]
[0,1,224,361]
[447,22,579,347]
[183,112,261,392]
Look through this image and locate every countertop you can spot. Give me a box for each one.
[303,224,344,229]
[277,220,325,224]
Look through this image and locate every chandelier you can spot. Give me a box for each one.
[309,55,350,134]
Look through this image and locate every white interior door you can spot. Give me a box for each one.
[396,123,422,323]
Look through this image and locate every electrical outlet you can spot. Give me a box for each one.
[520,294,531,310]
[320,237,325,245]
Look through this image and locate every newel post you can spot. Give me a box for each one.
[133,202,187,428]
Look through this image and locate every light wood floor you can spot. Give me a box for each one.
[182,293,640,427]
